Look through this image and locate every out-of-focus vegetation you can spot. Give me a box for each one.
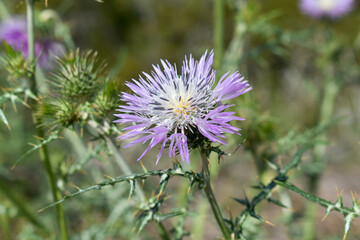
[1,0,360,239]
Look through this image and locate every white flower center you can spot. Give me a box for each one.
[317,0,336,11]
[148,76,214,132]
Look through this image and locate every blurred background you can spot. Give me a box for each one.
[1,0,360,239]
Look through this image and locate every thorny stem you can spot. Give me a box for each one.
[200,150,231,240]
[105,136,146,202]
[39,166,201,211]
[105,135,170,239]
[25,1,69,239]
[84,120,170,239]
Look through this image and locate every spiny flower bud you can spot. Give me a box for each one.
[38,98,79,128]
[0,43,33,80]
[93,79,120,117]
[52,49,104,101]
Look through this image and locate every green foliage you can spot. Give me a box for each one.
[1,1,360,239]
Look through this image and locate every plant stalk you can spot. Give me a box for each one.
[200,150,231,240]
[0,0,9,20]
[304,77,339,240]
[213,0,224,68]
[25,1,69,239]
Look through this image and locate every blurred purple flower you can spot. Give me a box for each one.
[300,0,355,19]
[0,16,64,68]
[114,50,251,164]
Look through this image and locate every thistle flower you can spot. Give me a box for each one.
[114,51,251,164]
[299,0,355,19]
[0,16,64,68]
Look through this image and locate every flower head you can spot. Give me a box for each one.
[299,0,355,19]
[0,16,64,68]
[114,51,251,164]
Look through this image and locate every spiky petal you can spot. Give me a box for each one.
[114,50,251,164]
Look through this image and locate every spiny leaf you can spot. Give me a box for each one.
[128,179,136,200]
[155,210,185,222]
[343,213,354,240]
[0,108,10,129]
[158,173,170,197]
[12,132,60,168]
[267,198,287,208]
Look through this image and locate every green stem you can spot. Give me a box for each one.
[304,78,339,240]
[156,222,171,240]
[25,1,68,239]
[213,0,224,68]
[199,150,231,240]
[0,212,11,240]
[38,129,69,240]
[0,0,9,20]
[313,78,339,163]
[222,0,247,73]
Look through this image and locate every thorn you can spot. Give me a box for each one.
[340,189,344,197]
[141,179,145,188]
[321,214,328,222]
[103,174,114,180]
[343,232,347,240]
[336,186,339,197]
[156,192,163,201]
[265,220,276,227]
[351,191,355,201]
[187,187,191,196]
[227,207,233,221]
[34,135,43,141]
[140,161,147,173]
[69,182,81,190]
[80,127,84,138]
[12,102,17,112]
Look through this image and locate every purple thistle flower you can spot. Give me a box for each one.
[0,16,65,68]
[114,51,251,164]
[299,0,355,19]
